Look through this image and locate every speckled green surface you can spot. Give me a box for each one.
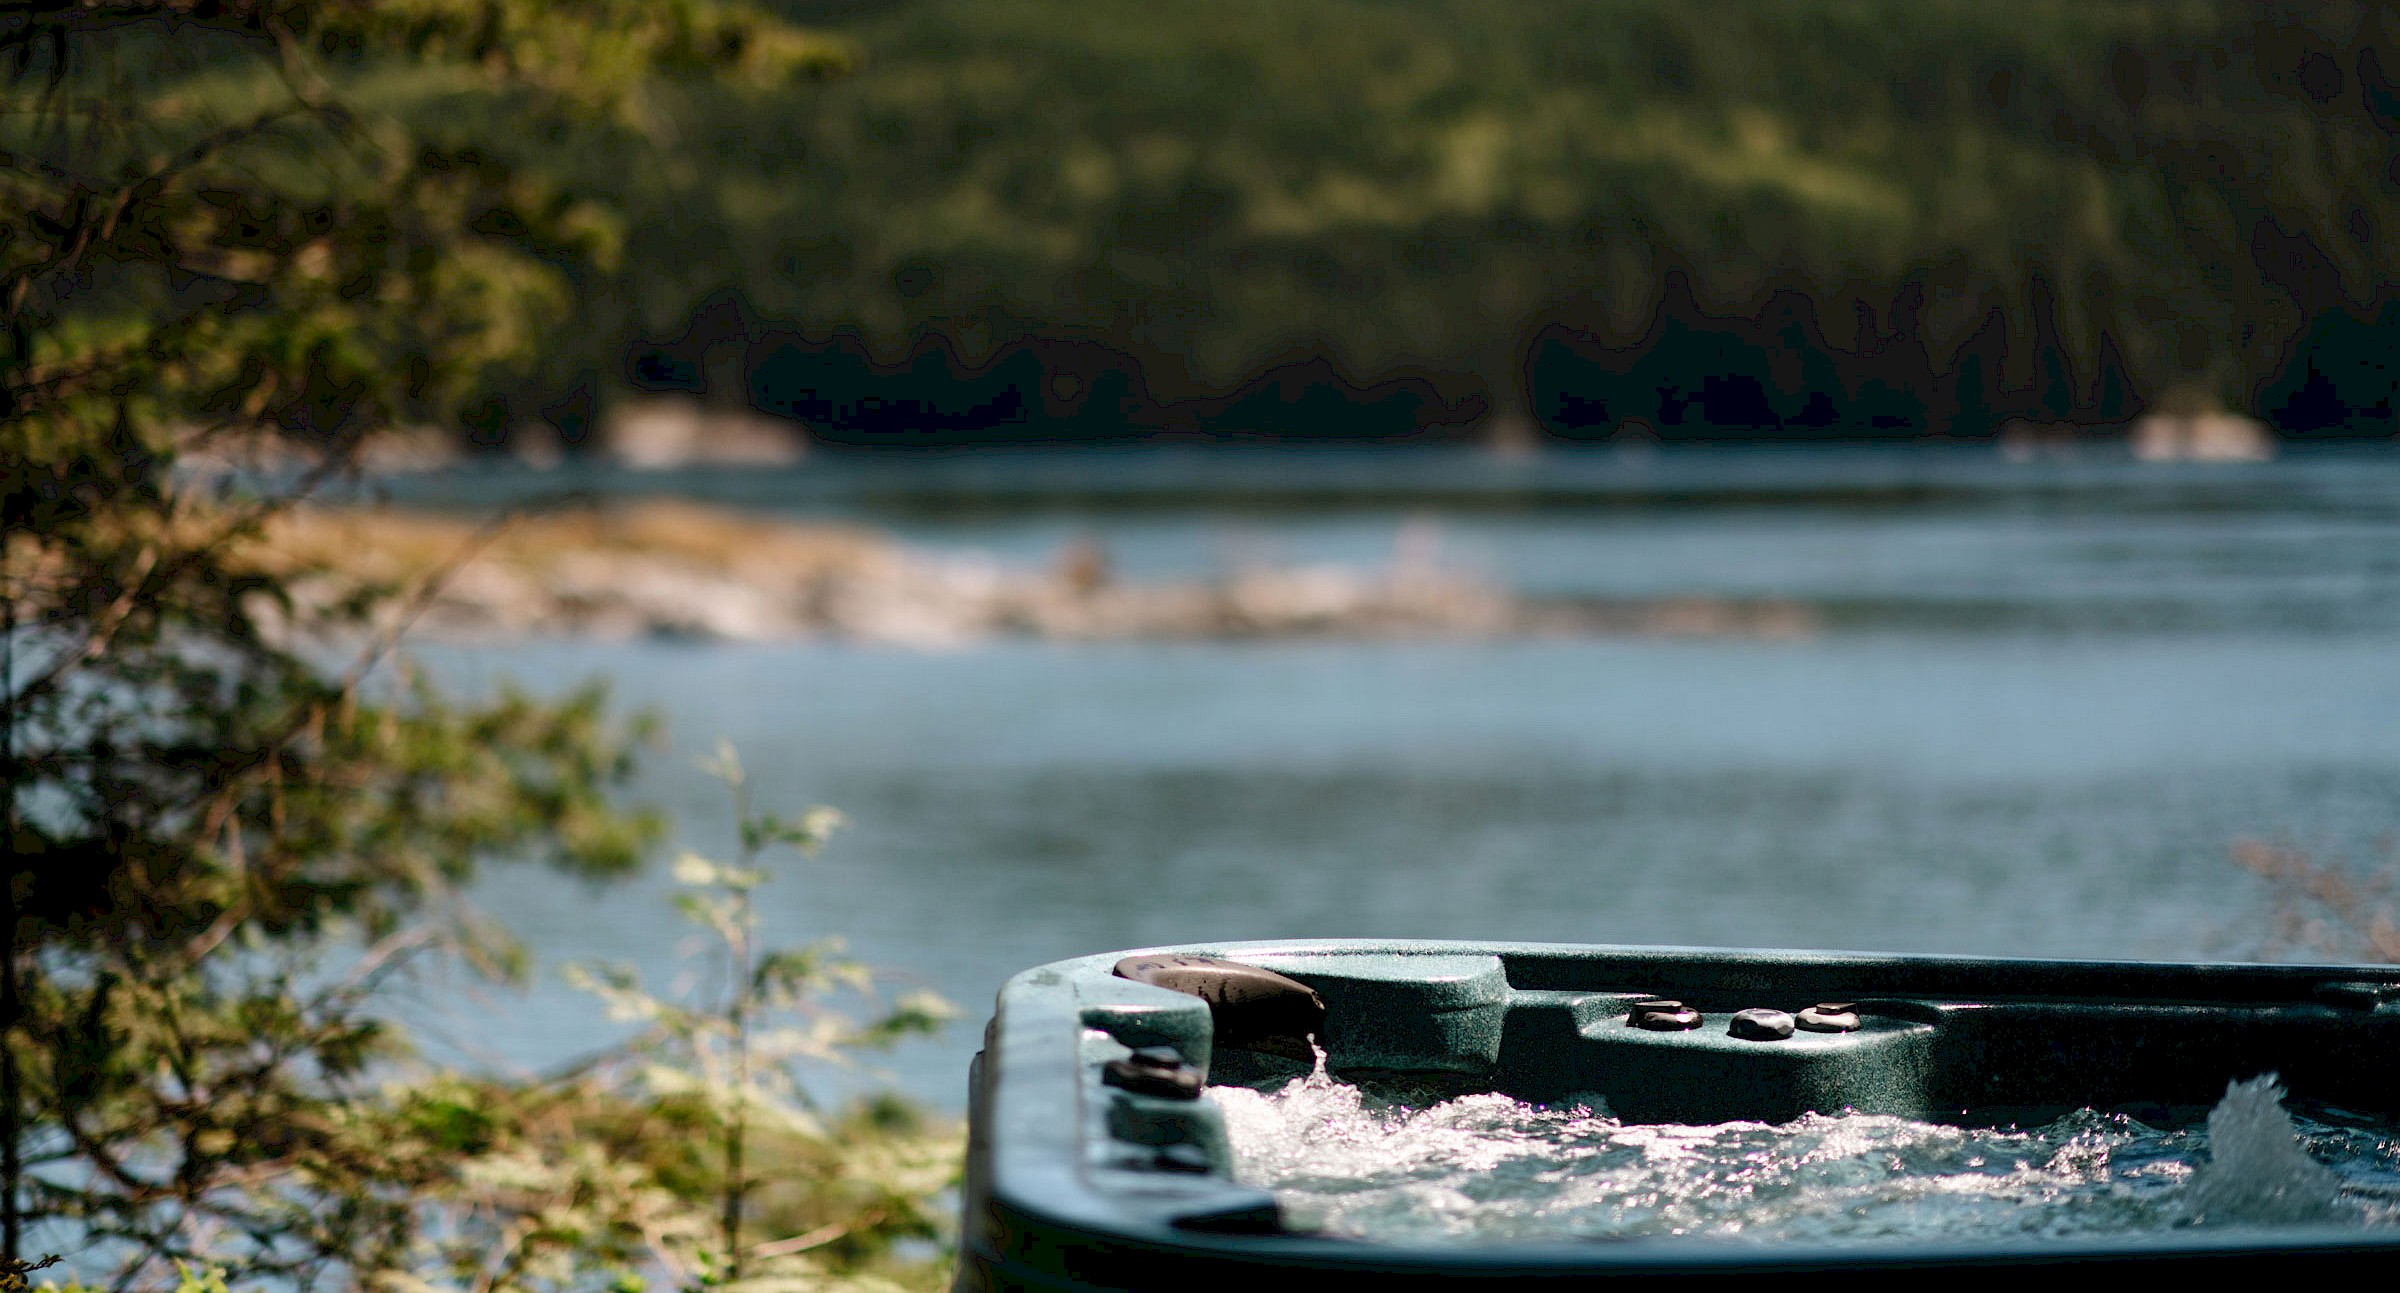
[959,941,2400,1291]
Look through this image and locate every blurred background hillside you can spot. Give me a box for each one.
[369,0,2400,454]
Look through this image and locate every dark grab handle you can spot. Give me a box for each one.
[1114,954,1327,1060]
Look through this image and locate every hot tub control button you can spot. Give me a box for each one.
[1628,999,1701,1030]
[1729,1008,1797,1040]
[1795,1003,1861,1032]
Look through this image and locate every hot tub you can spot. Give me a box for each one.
[956,940,2400,1289]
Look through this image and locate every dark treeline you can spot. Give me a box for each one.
[640,278,2151,446]
[455,0,2400,447]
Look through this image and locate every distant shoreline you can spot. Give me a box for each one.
[254,500,1817,647]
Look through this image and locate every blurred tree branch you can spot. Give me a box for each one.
[2233,838,2400,964]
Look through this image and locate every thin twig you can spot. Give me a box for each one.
[747,1207,886,1261]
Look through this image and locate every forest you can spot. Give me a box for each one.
[462,0,2400,446]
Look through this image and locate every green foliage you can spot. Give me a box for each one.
[58,1,2386,434]
[0,1254,57,1291]
[530,745,955,1291]
[266,747,958,1293]
[0,2,956,1289]
[499,0,2400,420]
[0,1,844,447]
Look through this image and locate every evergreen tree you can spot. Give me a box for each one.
[0,5,942,1288]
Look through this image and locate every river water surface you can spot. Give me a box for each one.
[404,448,2400,1110]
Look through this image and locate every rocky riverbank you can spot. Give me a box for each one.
[253,501,1815,646]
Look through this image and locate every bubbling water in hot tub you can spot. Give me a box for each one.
[1207,1052,2400,1245]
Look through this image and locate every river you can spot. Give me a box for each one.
[394,446,2400,1111]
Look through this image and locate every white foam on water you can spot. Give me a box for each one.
[2185,1074,2346,1226]
[1207,1056,2400,1245]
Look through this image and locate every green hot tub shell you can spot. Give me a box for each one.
[956,939,2400,1290]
